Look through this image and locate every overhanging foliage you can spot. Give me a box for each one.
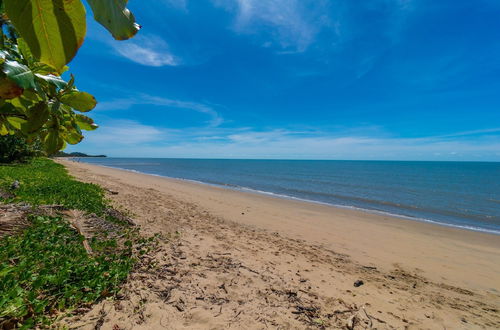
[0,0,140,153]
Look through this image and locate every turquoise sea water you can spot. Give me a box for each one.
[78,158,500,234]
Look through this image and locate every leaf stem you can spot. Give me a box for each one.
[1,113,28,118]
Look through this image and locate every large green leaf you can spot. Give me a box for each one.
[60,91,96,112]
[86,0,140,40]
[2,60,36,89]
[62,128,84,144]
[44,129,65,153]
[75,114,98,131]
[4,0,87,73]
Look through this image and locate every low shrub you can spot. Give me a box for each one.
[0,135,41,164]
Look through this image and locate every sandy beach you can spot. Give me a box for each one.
[57,159,500,329]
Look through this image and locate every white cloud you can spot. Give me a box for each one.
[71,125,500,161]
[155,132,500,160]
[97,94,224,127]
[111,34,179,67]
[84,120,166,145]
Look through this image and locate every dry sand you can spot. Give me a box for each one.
[57,159,500,329]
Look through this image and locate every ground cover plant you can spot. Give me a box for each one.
[0,158,106,214]
[0,158,145,328]
[0,215,135,328]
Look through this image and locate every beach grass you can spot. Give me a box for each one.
[0,158,140,327]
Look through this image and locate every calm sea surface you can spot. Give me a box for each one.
[78,158,500,234]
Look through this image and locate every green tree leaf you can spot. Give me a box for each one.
[60,91,96,112]
[35,74,67,90]
[4,0,87,73]
[24,102,50,133]
[6,94,34,111]
[17,38,35,63]
[75,114,98,131]
[86,0,140,40]
[0,102,20,115]
[31,63,59,75]
[62,128,83,144]
[2,60,36,89]
[0,77,24,99]
[44,129,65,153]
[6,116,28,130]
[0,122,8,135]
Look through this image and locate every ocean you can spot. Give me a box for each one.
[77,158,500,235]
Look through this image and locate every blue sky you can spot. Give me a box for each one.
[66,0,500,160]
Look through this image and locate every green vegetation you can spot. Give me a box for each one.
[0,0,145,324]
[0,158,145,327]
[0,1,147,325]
[0,135,41,163]
[0,215,134,328]
[0,158,107,214]
[0,0,139,153]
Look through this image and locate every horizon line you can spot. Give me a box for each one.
[66,156,500,163]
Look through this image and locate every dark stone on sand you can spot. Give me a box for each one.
[354,280,364,287]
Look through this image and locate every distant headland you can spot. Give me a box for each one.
[53,152,107,158]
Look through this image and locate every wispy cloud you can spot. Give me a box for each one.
[97,94,224,127]
[213,0,333,53]
[162,0,188,11]
[435,127,500,138]
[111,34,179,67]
[396,0,416,11]
[211,0,417,56]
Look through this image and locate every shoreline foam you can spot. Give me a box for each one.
[74,160,500,235]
